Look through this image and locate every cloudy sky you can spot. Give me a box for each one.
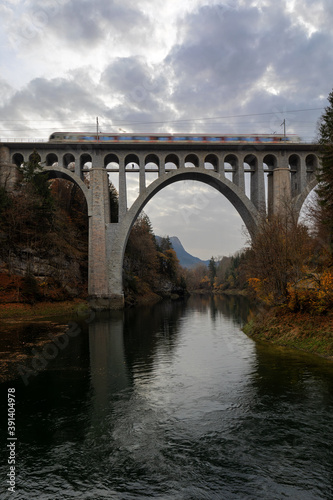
[1,0,333,259]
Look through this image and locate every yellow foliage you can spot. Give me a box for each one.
[199,275,211,290]
[287,270,333,314]
[248,277,275,306]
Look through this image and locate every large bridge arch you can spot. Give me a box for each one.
[124,170,259,249]
[107,169,260,302]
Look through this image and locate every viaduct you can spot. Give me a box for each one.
[0,140,320,309]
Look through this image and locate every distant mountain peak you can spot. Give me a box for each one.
[156,235,209,268]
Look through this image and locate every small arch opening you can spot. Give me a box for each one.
[185,154,199,168]
[165,154,179,171]
[125,154,140,207]
[263,154,277,211]
[145,154,159,187]
[224,154,237,182]
[29,151,41,164]
[105,154,120,193]
[289,154,301,196]
[105,154,119,170]
[46,153,59,167]
[244,154,259,206]
[12,153,24,168]
[306,154,318,183]
[63,153,75,171]
[204,154,218,171]
[125,154,140,170]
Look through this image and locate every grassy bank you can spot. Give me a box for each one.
[243,307,333,359]
[0,299,89,323]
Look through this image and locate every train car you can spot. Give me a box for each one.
[48,132,300,143]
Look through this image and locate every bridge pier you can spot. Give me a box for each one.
[272,167,291,215]
[0,146,20,191]
[88,167,123,310]
[105,224,125,310]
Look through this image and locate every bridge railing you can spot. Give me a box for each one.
[0,137,315,145]
[0,138,48,143]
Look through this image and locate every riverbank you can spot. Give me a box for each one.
[190,288,248,296]
[243,307,333,360]
[0,291,185,323]
[0,299,88,323]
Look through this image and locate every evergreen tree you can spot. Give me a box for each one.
[0,186,11,216]
[21,149,44,183]
[208,256,216,286]
[316,88,333,254]
[21,149,54,218]
[157,236,172,253]
[109,181,119,223]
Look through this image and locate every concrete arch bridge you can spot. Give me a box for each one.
[0,140,319,309]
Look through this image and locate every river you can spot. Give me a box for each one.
[1,295,333,499]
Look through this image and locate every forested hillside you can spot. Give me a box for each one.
[0,155,187,306]
[0,166,89,304]
[124,215,187,305]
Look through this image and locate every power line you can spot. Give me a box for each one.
[0,107,325,126]
[110,108,325,126]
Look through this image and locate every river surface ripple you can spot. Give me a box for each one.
[1,295,333,499]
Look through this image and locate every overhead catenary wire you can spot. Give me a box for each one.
[0,107,325,127]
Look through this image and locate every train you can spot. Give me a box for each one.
[48,132,300,144]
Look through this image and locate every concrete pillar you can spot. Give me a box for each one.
[0,146,20,191]
[272,167,291,215]
[267,172,273,217]
[106,224,125,308]
[159,156,165,177]
[75,155,81,178]
[0,146,10,163]
[251,157,266,212]
[118,158,127,220]
[218,154,225,176]
[299,155,307,194]
[139,158,145,194]
[233,159,245,192]
[199,155,205,169]
[88,167,110,308]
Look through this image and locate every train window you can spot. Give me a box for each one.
[119,136,132,140]
[173,137,187,141]
[157,137,169,141]
[192,137,203,141]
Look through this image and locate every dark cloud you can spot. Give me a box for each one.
[13,0,153,50]
[0,75,108,136]
[2,0,332,138]
[101,56,171,122]
[165,3,333,117]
